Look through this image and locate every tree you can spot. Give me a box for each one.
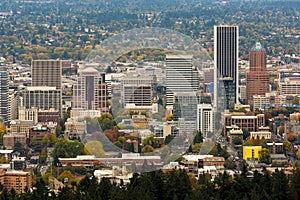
[283,139,293,153]
[42,134,49,147]
[259,148,271,164]
[0,124,6,145]
[243,130,249,140]
[233,137,242,145]
[50,133,57,146]
[224,157,237,170]
[296,149,300,159]
[84,140,105,157]
[142,145,154,153]
[288,133,296,142]
[193,131,203,144]
[278,126,285,136]
[164,135,173,145]
[98,113,115,131]
[0,156,9,164]
[13,141,25,156]
[271,169,289,200]
[143,135,155,147]
[57,170,76,184]
[193,143,203,152]
[56,125,62,137]
[39,147,47,164]
[290,168,300,199]
[52,138,85,158]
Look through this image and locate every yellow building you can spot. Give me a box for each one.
[243,146,262,160]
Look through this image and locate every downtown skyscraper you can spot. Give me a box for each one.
[72,67,108,116]
[213,25,239,111]
[30,60,62,115]
[31,60,62,90]
[0,64,8,124]
[166,55,198,108]
[246,42,269,106]
[166,55,199,134]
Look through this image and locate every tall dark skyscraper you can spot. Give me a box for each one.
[0,64,8,124]
[213,25,239,110]
[246,42,269,105]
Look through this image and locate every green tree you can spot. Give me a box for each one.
[39,147,47,164]
[290,168,300,199]
[0,124,6,145]
[13,141,25,156]
[272,169,289,200]
[142,145,154,153]
[233,137,242,145]
[259,148,271,164]
[52,138,85,158]
[224,157,237,170]
[50,133,57,146]
[193,131,203,144]
[42,134,49,147]
[98,113,115,131]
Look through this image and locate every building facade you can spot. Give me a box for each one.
[31,60,62,115]
[22,86,61,111]
[246,42,270,105]
[0,64,8,124]
[197,104,214,137]
[0,169,32,193]
[31,60,62,89]
[72,67,108,114]
[223,112,265,136]
[121,74,153,109]
[214,25,239,110]
[166,55,198,107]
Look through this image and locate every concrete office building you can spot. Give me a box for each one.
[31,60,62,115]
[22,86,60,111]
[121,74,153,109]
[166,55,198,107]
[0,64,8,124]
[31,60,62,89]
[72,67,108,114]
[197,104,214,137]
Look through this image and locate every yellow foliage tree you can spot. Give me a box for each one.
[84,141,105,157]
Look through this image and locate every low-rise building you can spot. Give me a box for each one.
[250,131,272,140]
[29,124,51,144]
[3,134,26,149]
[0,169,32,193]
[267,142,284,154]
[224,112,265,137]
[243,146,262,161]
[228,126,243,144]
[9,120,33,136]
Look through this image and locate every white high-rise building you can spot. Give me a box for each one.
[197,104,214,138]
[166,55,198,108]
[121,73,153,109]
[0,64,8,124]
